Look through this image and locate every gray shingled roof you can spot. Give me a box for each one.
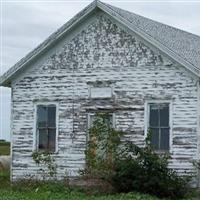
[1,0,200,87]
[102,1,200,71]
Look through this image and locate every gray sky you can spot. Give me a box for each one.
[0,0,200,141]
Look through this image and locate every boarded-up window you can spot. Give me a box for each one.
[90,87,112,98]
[149,103,170,151]
[36,105,56,152]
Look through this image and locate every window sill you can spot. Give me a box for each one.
[33,150,59,155]
[154,150,171,156]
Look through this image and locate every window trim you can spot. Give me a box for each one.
[33,102,59,153]
[144,100,173,153]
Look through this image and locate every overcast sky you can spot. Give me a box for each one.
[0,0,200,141]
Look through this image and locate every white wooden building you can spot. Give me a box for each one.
[1,0,200,186]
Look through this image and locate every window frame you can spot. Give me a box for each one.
[145,100,173,153]
[33,102,59,153]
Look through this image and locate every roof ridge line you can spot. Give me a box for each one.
[102,1,200,38]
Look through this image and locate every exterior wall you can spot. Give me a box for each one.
[11,12,199,183]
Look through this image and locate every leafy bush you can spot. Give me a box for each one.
[32,151,57,179]
[110,136,191,199]
[82,113,123,180]
[82,114,191,199]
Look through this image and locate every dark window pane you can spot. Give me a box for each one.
[160,104,169,127]
[37,106,47,128]
[160,128,169,151]
[48,128,56,152]
[38,129,48,150]
[37,105,57,152]
[150,128,159,150]
[47,106,56,127]
[150,104,159,127]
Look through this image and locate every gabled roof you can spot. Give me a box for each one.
[101,2,200,75]
[1,0,200,87]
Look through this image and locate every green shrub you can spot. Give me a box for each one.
[82,114,191,199]
[82,113,123,180]
[32,151,57,178]
[110,139,190,199]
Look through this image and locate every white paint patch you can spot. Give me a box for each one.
[90,87,112,98]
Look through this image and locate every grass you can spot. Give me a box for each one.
[0,190,160,200]
[0,141,10,155]
[0,170,200,200]
[0,190,163,200]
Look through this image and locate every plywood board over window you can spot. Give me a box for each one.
[90,87,112,98]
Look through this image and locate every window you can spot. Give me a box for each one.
[148,103,170,151]
[36,104,57,152]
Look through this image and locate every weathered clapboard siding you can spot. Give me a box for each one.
[11,12,198,182]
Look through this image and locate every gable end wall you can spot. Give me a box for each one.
[10,12,199,185]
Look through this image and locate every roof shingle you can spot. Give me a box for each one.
[102,1,200,70]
